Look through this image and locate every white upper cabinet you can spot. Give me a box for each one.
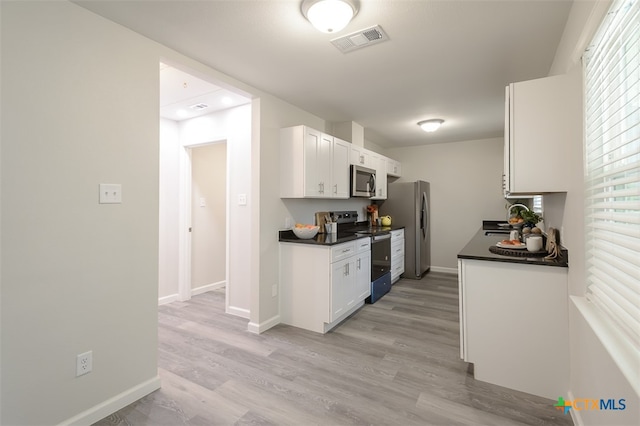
[370,152,387,200]
[280,125,350,199]
[504,73,580,194]
[350,145,373,168]
[387,158,401,178]
[332,137,351,198]
[281,125,401,199]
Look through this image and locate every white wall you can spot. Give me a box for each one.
[548,1,639,425]
[387,138,506,271]
[250,96,327,332]
[159,118,180,301]
[1,2,161,424]
[1,1,265,423]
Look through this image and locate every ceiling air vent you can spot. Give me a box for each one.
[331,25,389,53]
[189,103,209,110]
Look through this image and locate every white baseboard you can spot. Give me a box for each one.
[158,280,225,306]
[226,305,250,319]
[158,294,179,306]
[61,375,161,426]
[248,314,280,334]
[430,266,458,275]
[192,280,225,296]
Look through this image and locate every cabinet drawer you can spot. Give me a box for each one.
[331,242,356,263]
[390,229,404,239]
[391,242,404,258]
[391,255,404,272]
[355,237,371,253]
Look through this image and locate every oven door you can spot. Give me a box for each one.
[371,233,391,281]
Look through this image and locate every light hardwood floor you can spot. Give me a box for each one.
[94,272,572,425]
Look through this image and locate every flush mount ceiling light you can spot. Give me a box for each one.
[418,119,445,132]
[301,0,358,33]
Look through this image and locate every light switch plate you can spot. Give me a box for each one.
[99,184,122,204]
[238,194,247,205]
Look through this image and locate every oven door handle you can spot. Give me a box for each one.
[372,234,391,241]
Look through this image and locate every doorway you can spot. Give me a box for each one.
[158,61,251,314]
[189,142,227,296]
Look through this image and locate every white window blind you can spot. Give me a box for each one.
[584,0,640,352]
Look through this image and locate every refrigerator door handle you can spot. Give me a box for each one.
[421,192,429,240]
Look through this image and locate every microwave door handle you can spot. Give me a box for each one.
[370,173,376,195]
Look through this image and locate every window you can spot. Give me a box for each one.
[584,0,639,351]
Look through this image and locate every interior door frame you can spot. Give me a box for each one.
[178,145,193,301]
[178,140,229,303]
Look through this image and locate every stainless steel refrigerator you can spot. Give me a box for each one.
[381,181,431,279]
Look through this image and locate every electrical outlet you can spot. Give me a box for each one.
[76,351,93,377]
[99,184,122,204]
[272,284,278,297]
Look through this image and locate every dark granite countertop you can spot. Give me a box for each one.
[458,223,568,268]
[279,224,405,246]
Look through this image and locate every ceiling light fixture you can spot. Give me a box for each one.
[418,119,444,132]
[301,0,358,33]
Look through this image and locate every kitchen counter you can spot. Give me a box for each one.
[457,224,568,267]
[279,224,404,246]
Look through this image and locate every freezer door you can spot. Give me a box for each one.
[419,184,431,273]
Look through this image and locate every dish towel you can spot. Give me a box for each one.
[545,228,560,260]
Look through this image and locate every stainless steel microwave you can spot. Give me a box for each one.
[351,165,376,198]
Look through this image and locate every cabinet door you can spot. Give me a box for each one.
[350,145,371,167]
[506,73,579,193]
[503,86,511,195]
[387,159,401,178]
[303,127,322,196]
[370,154,387,200]
[355,253,371,301]
[332,138,350,198]
[317,133,333,197]
[330,258,350,321]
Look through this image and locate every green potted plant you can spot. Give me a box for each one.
[520,209,542,228]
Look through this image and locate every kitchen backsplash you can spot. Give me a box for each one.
[281,198,372,228]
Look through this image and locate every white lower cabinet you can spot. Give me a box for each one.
[458,258,568,399]
[390,229,405,283]
[280,238,371,334]
[355,238,372,301]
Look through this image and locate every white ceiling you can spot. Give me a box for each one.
[74,0,574,148]
[159,63,250,121]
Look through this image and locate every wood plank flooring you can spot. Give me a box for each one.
[94,272,573,425]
